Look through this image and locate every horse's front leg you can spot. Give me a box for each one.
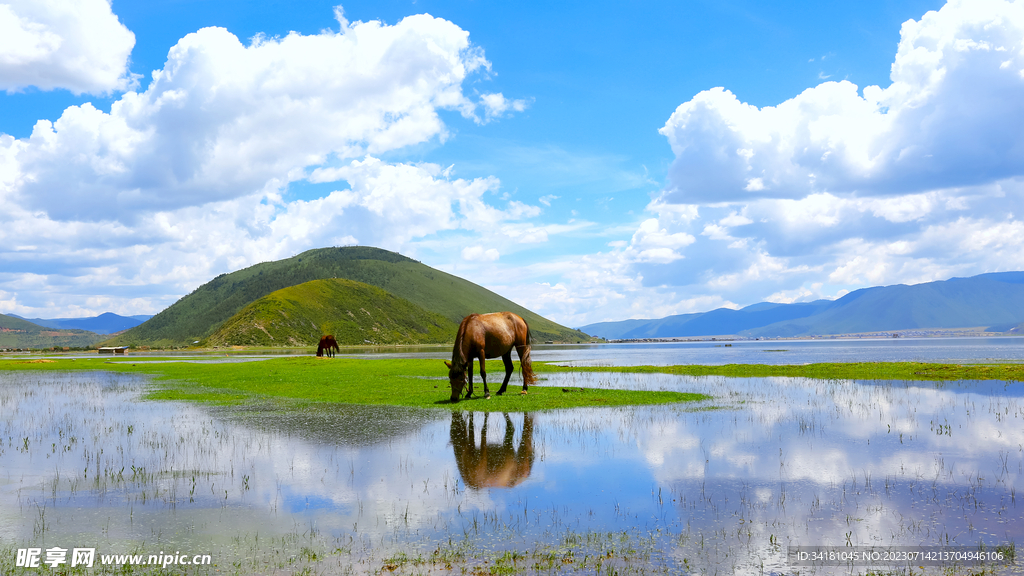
[478,356,491,399]
[496,352,513,395]
[466,361,475,399]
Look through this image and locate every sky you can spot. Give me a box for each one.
[2,0,1023,329]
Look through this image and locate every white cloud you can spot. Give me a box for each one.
[461,246,499,262]
[625,218,695,263]
[478,92,529,122]
[9,12,495,222]
[765,283,824,304]
[659,0,1024,204]
[0,0,136,94]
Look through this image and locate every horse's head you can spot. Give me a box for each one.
[444,361,467,402]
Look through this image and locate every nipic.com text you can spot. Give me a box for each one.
[16,548,213,569]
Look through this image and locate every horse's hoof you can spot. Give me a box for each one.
[520,390,528,395]
[485,394,491,400]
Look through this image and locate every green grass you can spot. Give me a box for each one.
[0,357,705,411]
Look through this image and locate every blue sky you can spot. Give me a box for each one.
[2,0,1022,328]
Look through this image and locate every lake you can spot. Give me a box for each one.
[2,340,1023,574]
[322,335,1024,366]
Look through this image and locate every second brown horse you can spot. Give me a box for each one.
[445,312,535,402]
[316,335,339,358]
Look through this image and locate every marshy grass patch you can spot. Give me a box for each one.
[0,356,708,411]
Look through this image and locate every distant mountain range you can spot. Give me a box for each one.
[579,272,1024,339]
[9,312,152,334]
[0,314,104,349]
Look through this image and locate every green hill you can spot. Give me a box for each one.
[0,314,103,349]
[105,246,588,347]
[206,279,458,346]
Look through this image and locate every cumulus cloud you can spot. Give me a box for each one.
[478,92,530,122]
[624,218,695,263]
[307,156,508,249]
[0,0,136,94]
[8,11,503,222]
[461,246,500,261]
[659,0,1024,204]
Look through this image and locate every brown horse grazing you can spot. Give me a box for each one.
[444,312,535,402]
[316,335,339,358]
[450,412,534,489]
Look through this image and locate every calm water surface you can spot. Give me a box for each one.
[321,335,1024,365]
[2,343,1024,574]
[534,336,1024,366]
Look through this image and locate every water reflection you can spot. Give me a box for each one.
[450,412,535,489]
[3,369,1024,574]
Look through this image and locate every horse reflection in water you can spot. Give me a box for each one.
[450,412,535,489]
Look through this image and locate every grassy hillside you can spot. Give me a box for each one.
[0,314,103,349]
[105,246,588,347]
[206,279,458,347]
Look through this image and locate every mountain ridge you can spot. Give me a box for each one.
[580,272,1024,339]
[0,314,104,349]
[9,312,153,334]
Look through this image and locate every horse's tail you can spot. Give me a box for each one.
[520,321,535,387]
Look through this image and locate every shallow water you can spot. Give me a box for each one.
[45,335,1024,366]
[1,367,1023,574]
[531,336,1024,366]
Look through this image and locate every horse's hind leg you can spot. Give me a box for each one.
[496,352,513,395]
